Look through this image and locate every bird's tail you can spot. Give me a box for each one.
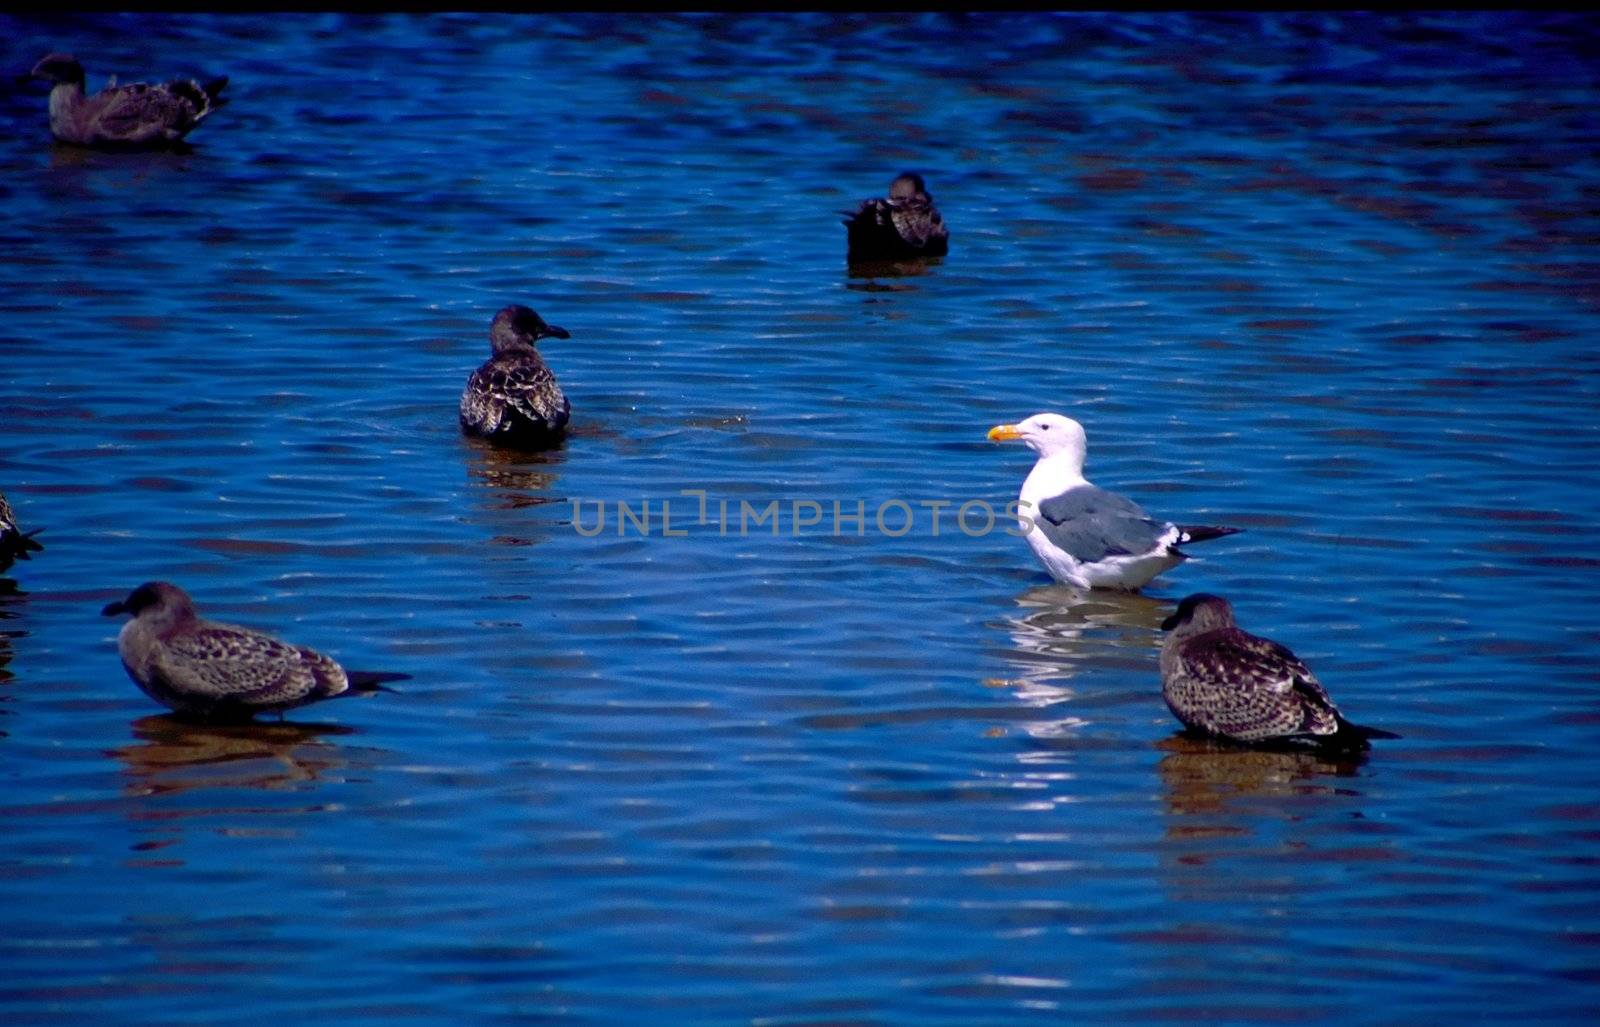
[171,76,229,119]
[1345,720,1401,741]
[2,527,44,560]
[344,670,410,695]
[1175,524,1243,546]
[202,75,230,108]
[1315,715,1401,751]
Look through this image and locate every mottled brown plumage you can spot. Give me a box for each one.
[0,491,45,573]
[102,582,399,721]
[459,304,572,448]
[843,172,950,262]
[28,52,227,148]
[1159,594,1397,750]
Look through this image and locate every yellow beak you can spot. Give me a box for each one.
[987,424,1023,442]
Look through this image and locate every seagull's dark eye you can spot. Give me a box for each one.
[1040,424,1050,431]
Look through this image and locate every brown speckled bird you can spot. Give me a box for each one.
[0,491,44,573]
[28,52,228,148]
[1159,594,1398,750]
[102,582,402,721]
[842,172,950,262]
[458,304,572,449]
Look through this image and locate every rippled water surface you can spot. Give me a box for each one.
[3,12,1599,1024]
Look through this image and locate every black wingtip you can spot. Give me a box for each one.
[1312,717,1399,751]
[346,670,410,694]
[1176,524,1243,545]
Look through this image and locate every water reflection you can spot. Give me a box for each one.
[44,139,199,176]
[1157,733,1367,818]
[845,255,944,286]
[0,582,26,736]
[995,585,1166,692]
[1153,733,1373,921]
[112,714,357,799]
[985,585,1167,741]
[461,437,565,507]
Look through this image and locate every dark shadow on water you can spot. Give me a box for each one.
[0,582,29,736]
[845,254,944,289]
[45,140,201,171]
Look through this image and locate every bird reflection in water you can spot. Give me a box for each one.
[461,439,565,562]
[1155,734,1370,903]
[1157,733,1367,818]
[113,714,356,799]
[988,585,1168,739]
[0,581,29,737]
[462,436,565,506]
[845,256,942,289]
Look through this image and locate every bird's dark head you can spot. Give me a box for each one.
[889,172,929,201]
[29,52,85,86]
[1161,593,1235,633]
[102,581,195,619]
[490,304,570,353]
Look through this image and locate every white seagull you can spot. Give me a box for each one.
[987,412,1241,591]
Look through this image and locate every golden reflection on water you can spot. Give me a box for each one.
[1150,733,1378,966]
[1156,733,1367,819]
[461,437,565,503]
[113,714,356,799]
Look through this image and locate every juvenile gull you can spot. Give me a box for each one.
[987,412,1240,590]
[27,52,227,148]
[0,491,44,574]
[1160,593,1399,750]
[843,172,950,262]
[102,582,404,721]
[459,304,572,449]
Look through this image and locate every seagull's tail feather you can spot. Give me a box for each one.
[1344,719,1401,741]
[3,527,45,559]
[1312,715,1401,751]
[170,76,229,120]
[202,75,230,109]
[1175,524,1243,546]
[344,670,410,695]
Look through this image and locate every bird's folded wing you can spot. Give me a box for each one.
[484,360,564,423]
[87,86,182,141]
[158,626,321,703]
[889,201,945,248]
[1034,485,1168,562]
[1179,629,1310,697]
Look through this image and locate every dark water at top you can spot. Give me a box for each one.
[2,12,1598,1024]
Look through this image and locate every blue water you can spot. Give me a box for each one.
[2,11,1599,1024]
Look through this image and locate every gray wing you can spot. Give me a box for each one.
[158,624,347,708]
[1034,485,1172,563]
[84,84,194,144]
[1173,629,1340,740]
